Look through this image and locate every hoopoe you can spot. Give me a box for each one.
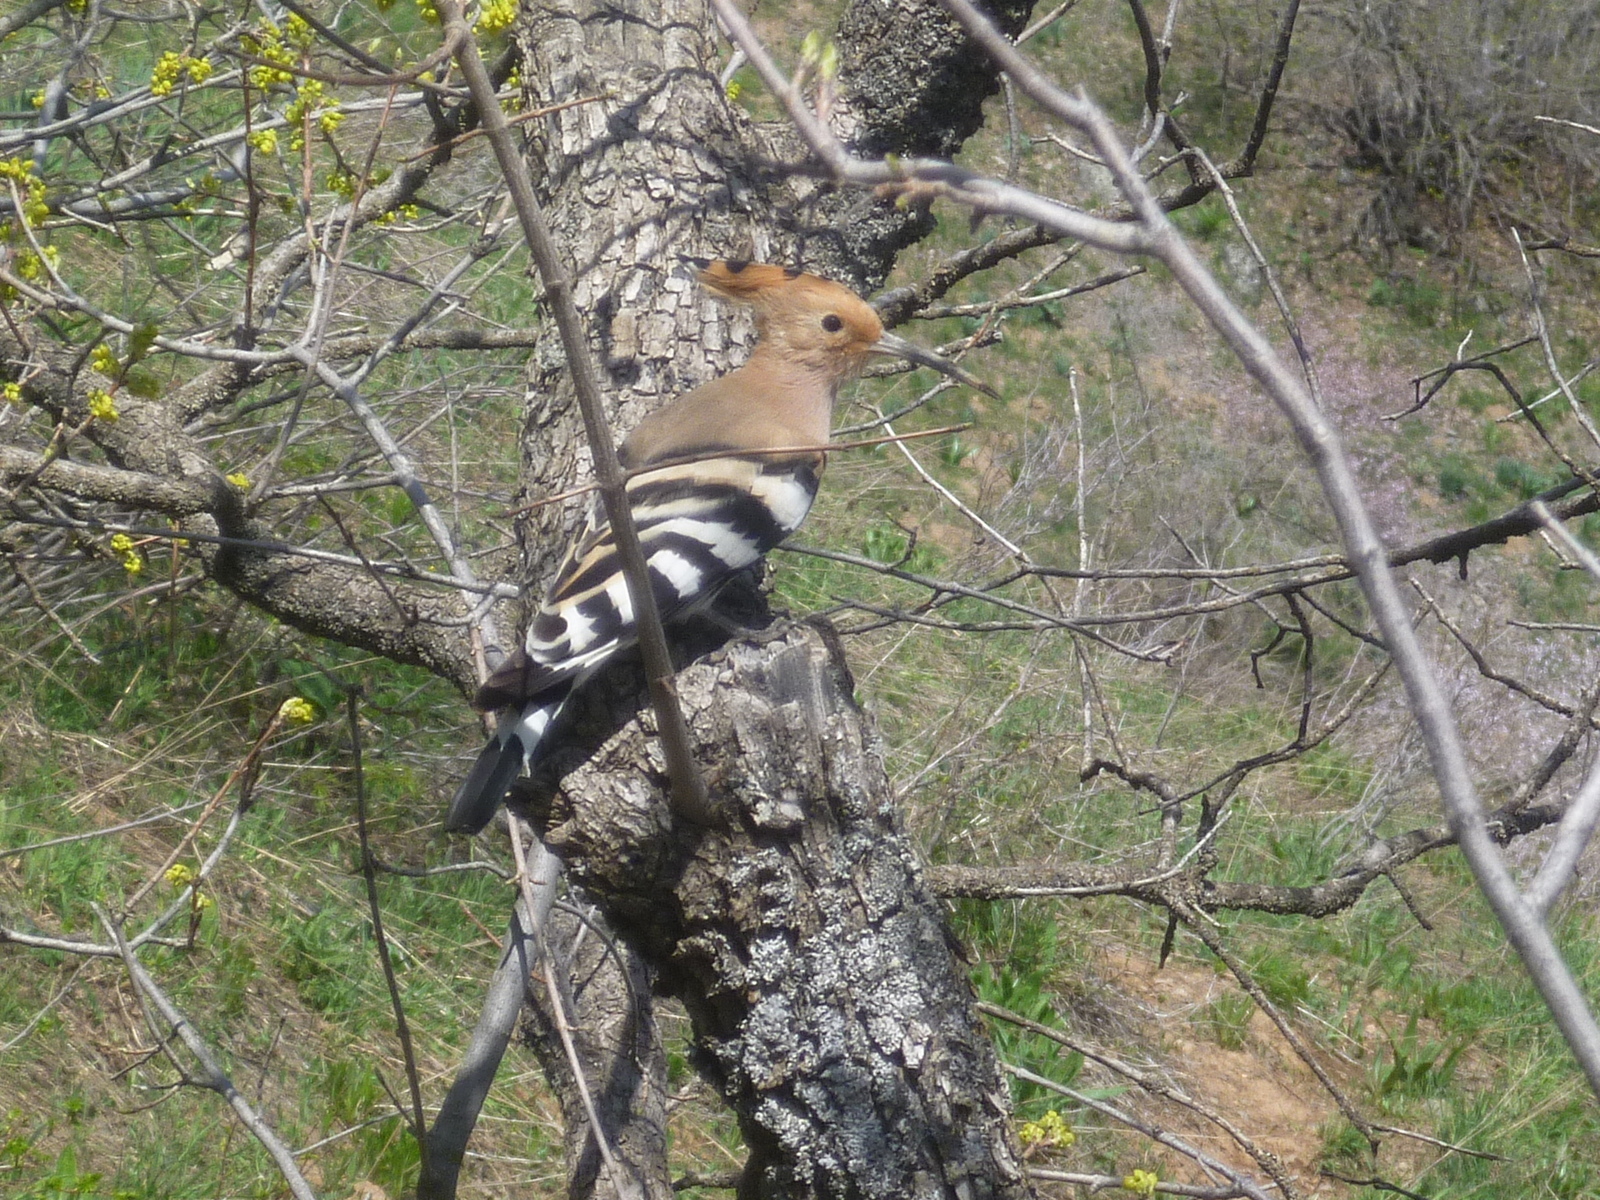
[447,259,987,834]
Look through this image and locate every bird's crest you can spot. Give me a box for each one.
[695,259,807,301]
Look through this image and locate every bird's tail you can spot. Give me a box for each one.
[446,694,568,834]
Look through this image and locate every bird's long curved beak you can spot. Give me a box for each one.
[872,331,999,399]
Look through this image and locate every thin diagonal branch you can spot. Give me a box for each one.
[438,0,709,823]
[94,905,319,1200]
[935,0,1600,1097]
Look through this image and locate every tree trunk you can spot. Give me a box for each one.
[524,619,1029,1200]
[505,0,1037,1195]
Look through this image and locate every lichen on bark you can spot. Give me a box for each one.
[524,623,1029,1200]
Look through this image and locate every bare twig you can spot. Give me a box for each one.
[347,690,430,1173]
[0,958,94,1052]
[1514,228,1600,455]
[506,818,638,1200]
[1025,1170,1252,1198]
[1189,143,1323,407]
[420,846,555,1199]
[93,905,319,1200]
[978,999,1296,1197]
[5,801,207,856]
[1003,1062,1276,1200]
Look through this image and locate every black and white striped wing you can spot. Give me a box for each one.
[448,452,821,833]
[524,453,820,666]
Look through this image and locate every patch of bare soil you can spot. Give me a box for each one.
[1086,948,1354,1197]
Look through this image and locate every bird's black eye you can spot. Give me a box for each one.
[821,314,844,333]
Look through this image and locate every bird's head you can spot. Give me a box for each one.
[695,259,994,395]
[697,260,883,382]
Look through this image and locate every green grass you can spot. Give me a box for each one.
[0,583,539,1198]
[960,903,1087,1116]
[1314,904,1600,1197]
[1202,991,1255,1050]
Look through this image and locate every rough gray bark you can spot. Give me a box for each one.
[508,0,1038,611]
[820,0,1036,279]
[505,7,770,1189]
[522,620,1027,1200]
[509,0,769,615]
